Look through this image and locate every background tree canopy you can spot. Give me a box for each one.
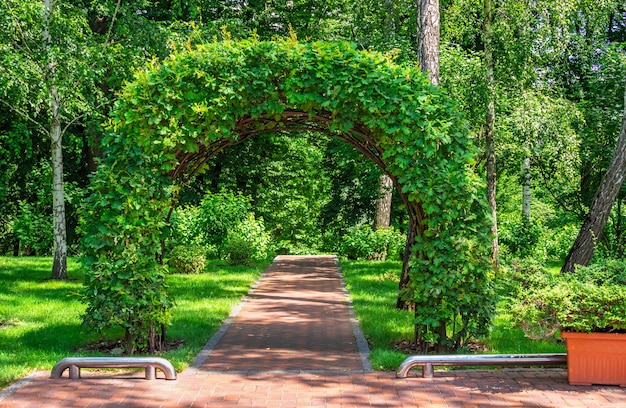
[2,0,624,264]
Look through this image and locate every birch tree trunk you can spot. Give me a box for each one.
[44,0,68,279]
[374,174,393,230]
[483,0,499,265]
[562,84,626,273]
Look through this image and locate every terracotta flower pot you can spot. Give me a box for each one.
[561,331,626,386]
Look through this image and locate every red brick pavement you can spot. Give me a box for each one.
[2,255,626,407]
[196,255,365,372]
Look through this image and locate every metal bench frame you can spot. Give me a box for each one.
[51,357,177,380]
[396,353,567,378]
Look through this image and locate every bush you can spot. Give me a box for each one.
[499,217,541,259]
[224,214,273,265]
[540,224,579,262]
[12,200,52,256]
[510,259,626,338]
[233,214,272,260]
[341,225,404,261]
[497,258,555,298]
[224,236,255,265]
[168,206,204,248]
[197,191,252,258]
[167,245,207,274]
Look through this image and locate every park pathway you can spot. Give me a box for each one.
[2,255,626,407]
[194,255,368,373]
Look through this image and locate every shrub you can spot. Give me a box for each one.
[168,206,204,248]
[497,258,555,298]
[499,217,541,259]
[510,259,626,338]
[541,224,579,262]
[197,191,251,258]
[233,214,272,260]
[224,236,255,265]
[12,200,52,256]
[167,245,206,274]
[224,214,273,265]
[341,225,404,261]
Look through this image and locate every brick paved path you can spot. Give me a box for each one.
[2,255,626,407]
[195,256,366,373]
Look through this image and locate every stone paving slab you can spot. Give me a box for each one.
[2,255,626,407]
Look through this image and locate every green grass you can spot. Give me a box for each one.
[339,260,414,370]
[1,256,567,388]
[340,259,566,371]
[0,257,266,389]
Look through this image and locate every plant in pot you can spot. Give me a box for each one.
[509,259,626,386]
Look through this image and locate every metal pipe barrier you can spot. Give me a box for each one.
[396,353,567,378]
[51,357,177,380]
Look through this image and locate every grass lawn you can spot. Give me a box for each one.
[0,257,266,389]
[340,259,566,370]
[1,256,566,389]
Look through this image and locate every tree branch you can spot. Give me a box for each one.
[0,98,47,135]
[105,0,122,46]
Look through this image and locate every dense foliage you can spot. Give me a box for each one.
[81,38,493,351]
[509,259,626,336]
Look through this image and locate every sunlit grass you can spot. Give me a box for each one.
[340,259,566,371]
[340,260,414,370]
[1,256,567,388]
[0,257,265,388]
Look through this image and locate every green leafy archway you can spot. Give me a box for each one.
[82,38,493,352]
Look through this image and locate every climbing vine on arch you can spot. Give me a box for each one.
[81,37,494,352]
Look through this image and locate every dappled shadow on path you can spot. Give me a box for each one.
[197,255,364,372]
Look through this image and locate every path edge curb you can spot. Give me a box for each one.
[335,256,373,373]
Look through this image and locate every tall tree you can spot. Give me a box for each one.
[1,0,71,277]
[372,0,404,232]
[43,0,67,279]
[416,0,440,85]
[562,84,626,272]
[396,0,440,311]
[373,174,393,230]
[483,0,498,265]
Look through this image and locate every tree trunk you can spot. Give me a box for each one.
[396,0,440,311]
[396,217,416,310]
[618,197,624,258]
[44,0,68,280]
[51,84,68,279]
[483,0,499,266]
[374,174,393,230]
[562,85,626,273]
[416,0,440,85]
[522,157,531,220]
